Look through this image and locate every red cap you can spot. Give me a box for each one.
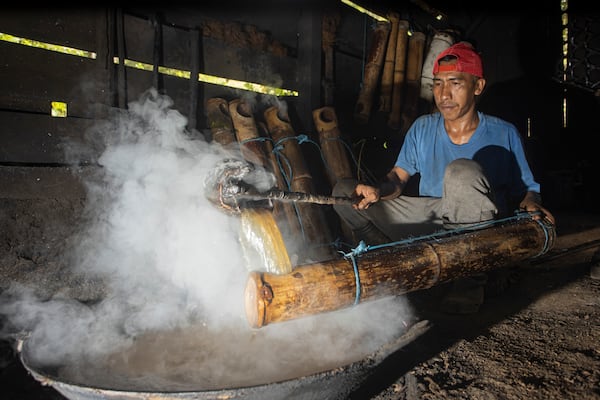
[432,42,483,78]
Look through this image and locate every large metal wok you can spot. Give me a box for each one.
[18,314,429,400]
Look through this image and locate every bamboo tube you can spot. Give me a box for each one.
[387,20,410,130]
[420,31,454,103]
[245,217,556,328]
[313,106,354,187]
[379,12,400,113]
[206,97,237,148]
[322,11,340,106]
[354,20,391,125]
[399,31,426,135]
[228,99,271,167]
[264,105,336,262]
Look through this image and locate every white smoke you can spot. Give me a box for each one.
[1,89,415,389]
[73,90,248,329]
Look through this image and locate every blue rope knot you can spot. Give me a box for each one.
[342,240,372,306]
[349,240,369,257]
[272,144,284,152]
[296,134,309,144]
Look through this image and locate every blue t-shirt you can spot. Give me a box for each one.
[395,111,540,207]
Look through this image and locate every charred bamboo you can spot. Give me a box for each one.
[379,12,400,113]
[322,11,340,106]
[399,31,426,135]
[354,21,391,125]
[245,217,556,328]
[387,20,410,130]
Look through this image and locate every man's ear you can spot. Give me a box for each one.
[474,78,486,95]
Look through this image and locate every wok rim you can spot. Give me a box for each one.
[17,319,430,396]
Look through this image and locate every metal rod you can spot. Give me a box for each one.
[236,189,356,205]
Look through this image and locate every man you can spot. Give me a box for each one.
[333,41,555,313]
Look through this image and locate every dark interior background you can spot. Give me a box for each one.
[1,1,598,213]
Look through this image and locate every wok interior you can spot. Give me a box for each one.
[21,305,407,392]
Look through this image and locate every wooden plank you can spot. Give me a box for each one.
[0,165,90,199]
[0,43,108,117]
[0,111,99,164]
[0,9,100,49]
[0,10,110,117]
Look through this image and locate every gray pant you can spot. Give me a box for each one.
[332,158,499,242]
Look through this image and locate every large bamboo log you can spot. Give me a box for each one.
[264,105,335,263]
[313,106,354,187]
[354,20,391,125]
[387,20,410,130]
[245,216,556,328]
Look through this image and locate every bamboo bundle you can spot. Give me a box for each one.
[222,99,294,274]
[264,105,336,262]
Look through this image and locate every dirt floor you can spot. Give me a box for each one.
[0,195,599,400]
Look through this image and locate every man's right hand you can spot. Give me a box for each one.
[353,183,380,210]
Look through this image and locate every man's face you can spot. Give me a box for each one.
[432,60,485,121]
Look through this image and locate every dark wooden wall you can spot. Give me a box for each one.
[0,3,598,209]
[0,7,313,166]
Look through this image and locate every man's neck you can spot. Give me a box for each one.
[444,111,480,145]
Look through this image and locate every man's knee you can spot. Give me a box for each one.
[444,158,485,183]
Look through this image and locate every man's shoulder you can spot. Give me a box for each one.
[415,112,442,123]
[411,112,441,131]
[480,112,517,131]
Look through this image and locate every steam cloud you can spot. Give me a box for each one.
[1,89,414,390]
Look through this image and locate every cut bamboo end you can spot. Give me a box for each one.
[245,271,268,329]
[313,106,338,131]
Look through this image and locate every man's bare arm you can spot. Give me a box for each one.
[379,166,411,200]
[353,166,411,210]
